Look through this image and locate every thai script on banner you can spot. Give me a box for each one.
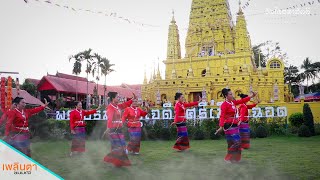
[54,103,288,120]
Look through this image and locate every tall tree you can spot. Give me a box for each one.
[69,53,82,101]
[21,79,37,97]
[252,41,288,68]
[312,62,320,79]
[81,49,94,102]
[69,49,94,103]
[252,44,267,67]
[300,57,317,93]
[100,58,114,105]
[308,82,320,93]
[303,103,315,136]
[284,65,300,92]
[92,53,103,105]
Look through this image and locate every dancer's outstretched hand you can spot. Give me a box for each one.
[43,98,49,107]
[250,91,258,98]
[132,93,137,100]
[215,127,223,135]
[71,130,76,134]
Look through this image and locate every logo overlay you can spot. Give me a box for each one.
[0,140,63,180]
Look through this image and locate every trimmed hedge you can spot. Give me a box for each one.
[298,125,311,137]
[303,104,315,136]
[289,112,304,127]
[256,125,268,138]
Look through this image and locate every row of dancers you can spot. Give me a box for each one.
[0,88,258,167]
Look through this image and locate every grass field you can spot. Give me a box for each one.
[30,136,320,180]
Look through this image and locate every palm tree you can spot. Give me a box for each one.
[69,53,82,101]
[300,57,317,93]
[100,58,115,105]
[92,53,103,105]
[312,62,320,78]
[81,49,94,103]
[312,62,320,69]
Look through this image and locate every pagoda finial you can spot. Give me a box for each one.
[156,57,162,80]
[238,0,243,15]
[153,60,156,80]
[171,9,176,23]
[143,65,147,84]
[167,11,181,60]
[149,71,153,83]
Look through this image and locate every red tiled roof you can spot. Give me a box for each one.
[12,88,44,106]
[53,72,88,82]
[121,84,142,91]
[37,75,141,98]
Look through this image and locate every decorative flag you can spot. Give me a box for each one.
[20,0,160,28]
[6,77,13,109]
[1,77,6,110]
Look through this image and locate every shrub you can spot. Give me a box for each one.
[273,126,288,136]
[201,119,218,139]
[153,121,164,138]
[50,126,68,140]
[141,126,147,141]
[289,112,304,127]
[193,128,205,140]
[210,130,221,140]
[298,125,311,137]
[289,126,299,134]
[187,125,196,139]
[87,121,106,140]
[160,128,171,140]
[144,126,157,140]
[29,110,50,139]
[250,130,256,138]
[85,121,98,136]
[169,125,177,139]
[255,125,268,138]
[314,124,320,136]
[268,121,280,135]
[268,122,287,136]
[303,104,315,136]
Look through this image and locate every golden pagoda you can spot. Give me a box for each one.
[142,0,291,104]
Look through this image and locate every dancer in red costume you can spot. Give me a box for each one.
[238,94,260,150]
[215,89,257,163]
[171,92,201,151]
[69,101,99,157]
[5,97,48,157]
[103,92,135,167]
[122,99,148,155]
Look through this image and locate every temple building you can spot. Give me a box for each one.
[142,0,291,104]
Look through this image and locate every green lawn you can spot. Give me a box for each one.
[30,136,320,180]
